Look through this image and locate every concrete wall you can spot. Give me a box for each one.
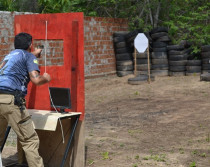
[0,11,129,78]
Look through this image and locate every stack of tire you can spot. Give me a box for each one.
[125,29,142,50]
[124,30,151,75]
[186,54,201,76]
[150,27,170,76]
[201,45,210,74]
[113,32,134,77]
[168,40,192,76]
[134,51,151,75]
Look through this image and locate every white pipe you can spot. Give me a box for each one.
[0,152,3,167]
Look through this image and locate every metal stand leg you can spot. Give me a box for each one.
[60,115,79,167]
[0,126,11,152]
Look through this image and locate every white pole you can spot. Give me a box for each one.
[134,48,137,76]
[45,20,48,73]
[0,152,3,167]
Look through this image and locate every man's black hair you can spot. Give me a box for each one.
[14,32,32,50]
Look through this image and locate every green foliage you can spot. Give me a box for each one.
[0,0,209,51]
[163,0,210,52]
[0,0,15,11]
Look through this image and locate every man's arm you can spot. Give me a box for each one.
[0,61,6,69]
[29,70,51,85]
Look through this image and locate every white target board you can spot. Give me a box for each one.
[134,33,148,53]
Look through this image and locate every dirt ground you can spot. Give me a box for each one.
[2,74,210,167]
[84,74,210,167]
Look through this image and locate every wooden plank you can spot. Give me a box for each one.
[71,120,85,167]
[28,109,81,131]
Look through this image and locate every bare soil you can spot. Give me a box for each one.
[2,75,210,167]
[84,75,210,167]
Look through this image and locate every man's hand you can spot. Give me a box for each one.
[43,73,51,82]
[32,47,43,58]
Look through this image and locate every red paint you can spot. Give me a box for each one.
[14,13,85,120]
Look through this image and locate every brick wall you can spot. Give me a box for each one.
[0,12,129,78]
[33,39,64,66]
[84,17,128,78]
[0,11,129,146]
[0,11,16,60]
[0,11,34,61]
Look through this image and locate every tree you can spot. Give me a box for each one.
[0,0,209,51]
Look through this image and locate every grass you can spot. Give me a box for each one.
[143,154,167,162]
[128,129,143,136]
[179,148,184,154]
[88,159,94,166]
[189,161,196,167]
[101,152,109,160]
[206,133,210,142]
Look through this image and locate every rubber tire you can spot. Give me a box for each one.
[115,53,132,61]
[202,70,210,74]
[155,36,171,42]
[169,71,185,76]
[152,64,169,70]
[168,48,192,55]
[186,60,201,66]
[151,32,168,40]
[117,71,133,77]
[151,70,168,76]
[167,45,185,51]
[179,40,192,48]
[115,47,132,54]
[125,30,139,40]
[113,32,126,43]
[136,64,151,70]
[153,47,167,52]
[136,70,149,75]
[113,32,128,37]
[169,60,187,66]
[202,58,210,64]
[202,64,210,70]
[117,65,134,71]
[115,41,127,48]
[168,54,188,61]
[201,45,210,52]
[150,27,168,34]
[134,52,148,59]
[136,58,149,64]
[200,73,210,81]
[152,59,168,65]
[151,52,167,59]
[169,65,186,72]
[128,74,155,85]
[152,42,167,48]
[116,60,133,66]
[185,72,201,76]
[201,52,210,59]
[186,66,201,72]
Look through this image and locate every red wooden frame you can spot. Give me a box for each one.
[15,13,85,120]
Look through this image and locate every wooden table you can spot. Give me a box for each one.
[2,109,83,167]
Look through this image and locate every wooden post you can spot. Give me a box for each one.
[71,120,85,167]
[147,45,151,83]
[134,48,137,76]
